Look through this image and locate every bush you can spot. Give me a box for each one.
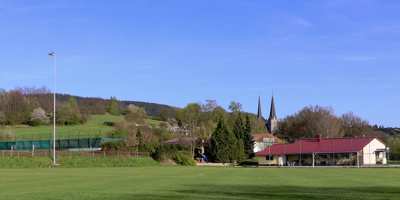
[103,121,115,126]
[173,150,197,166]
[28,119,42,127]
[152,144,196,166]
[99,141,124,151]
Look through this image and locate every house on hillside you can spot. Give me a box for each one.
[256,135,387,167]
[253,133,281,152]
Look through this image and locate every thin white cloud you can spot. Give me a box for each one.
[292,16,313,27]
[339,55,377,61]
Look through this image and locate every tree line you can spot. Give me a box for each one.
[0,86,176,126]
[276,105,393,142]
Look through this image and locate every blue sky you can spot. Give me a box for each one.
[0,1,399,127]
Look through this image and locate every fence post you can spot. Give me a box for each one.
[93,151,94,158]
[388,136,390,164]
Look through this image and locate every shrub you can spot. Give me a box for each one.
[28,119,42,127]
[152,144,196,166]
[99,141,124,151]
[103,121,115,126]
[173,150,197,166]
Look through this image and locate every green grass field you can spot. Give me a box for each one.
[5,115,164,141]
[0,167,399,199]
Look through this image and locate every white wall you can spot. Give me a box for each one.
[363,138,386,165]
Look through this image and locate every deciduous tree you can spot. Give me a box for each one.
[30,107,50,124]
[106,96,119,115]
[228,101,242,113]
[278,105,343,140]
[182,103,202,158]
[340,112,370,137]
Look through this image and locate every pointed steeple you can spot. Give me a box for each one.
[257,96,263,121]
[269,95,276,120]
[268,95,278,135]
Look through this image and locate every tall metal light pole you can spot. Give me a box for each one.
[48,52,56,164]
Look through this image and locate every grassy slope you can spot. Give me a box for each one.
[6,115,164,141]
[0,167,399,199]
[0,157,160,168]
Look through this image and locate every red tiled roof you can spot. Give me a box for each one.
[162,136,211,144]
[161,137,199,144]
[255,137,384,156]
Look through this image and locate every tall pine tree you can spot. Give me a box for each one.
[244,114,254,157]
[233,113,245,162]
[210,116,239,163]
[233,113,244,141]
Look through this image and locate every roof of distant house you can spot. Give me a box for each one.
[162,137,211,144]
[252,133,281,143]
[162,134,280,144]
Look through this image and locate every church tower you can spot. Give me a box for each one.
[267,95,278,135]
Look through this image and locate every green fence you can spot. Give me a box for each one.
[0,138,122,150]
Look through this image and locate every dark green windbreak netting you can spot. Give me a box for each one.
[0,138,122,150]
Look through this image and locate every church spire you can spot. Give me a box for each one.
[257,95,263,121]
[269,95,276,120]
[268,95,278,134]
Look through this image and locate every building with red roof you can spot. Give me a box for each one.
[256,135,387,166]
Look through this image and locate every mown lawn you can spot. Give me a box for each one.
[6,115,164,141]
[0,167,399,199]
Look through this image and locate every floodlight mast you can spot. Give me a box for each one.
[48,52,56,165]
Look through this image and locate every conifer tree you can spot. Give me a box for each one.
[233,113,244,141]
[210,116,239,163]
[244,114,254,157]
[238,139,245,163]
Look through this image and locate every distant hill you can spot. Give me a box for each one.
[373,125,400,136]
[54,94,180,117]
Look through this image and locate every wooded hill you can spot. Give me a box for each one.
[0,87,178,126]
[57,94,179,117]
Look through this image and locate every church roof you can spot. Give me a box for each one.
[269,95,277,120]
